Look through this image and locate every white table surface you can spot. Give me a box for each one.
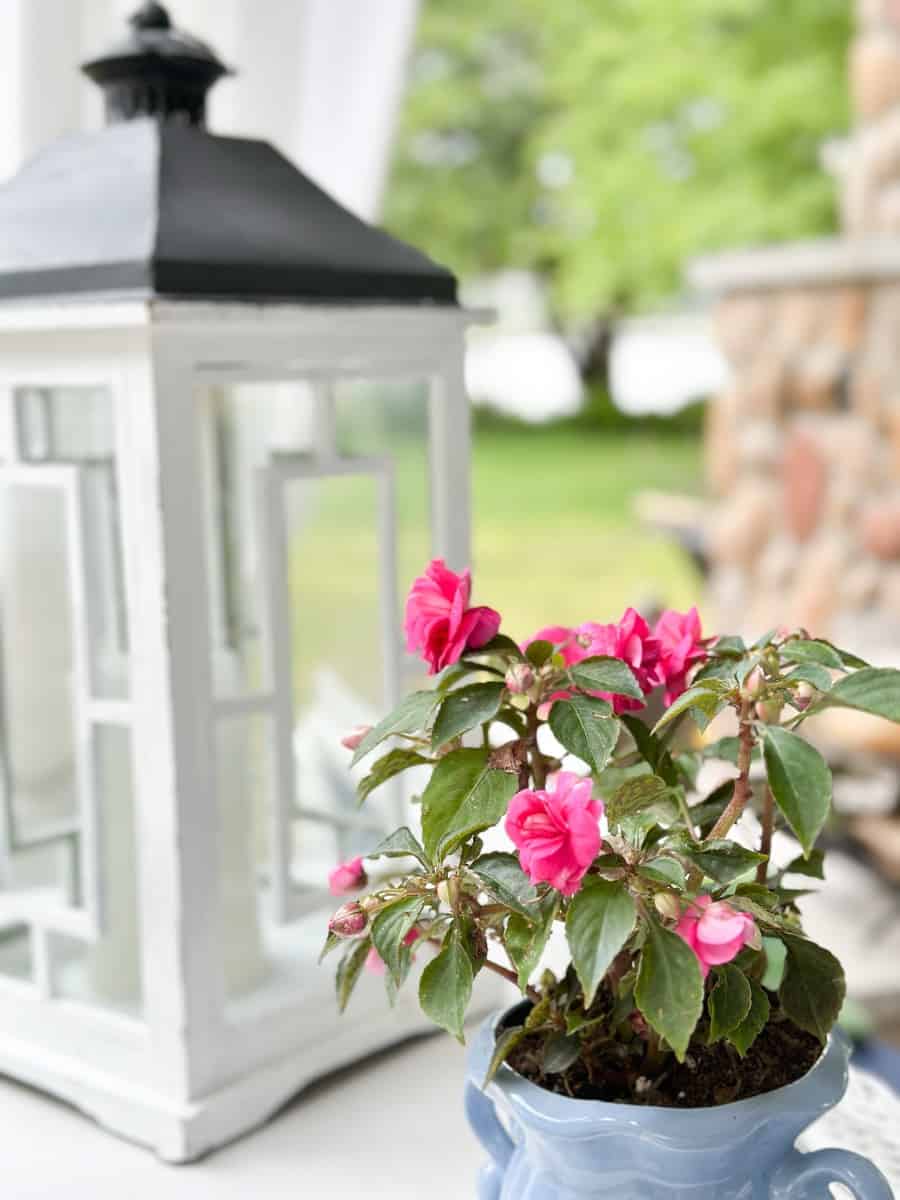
[2,1018,898,1199]
[0,1030,483,1199]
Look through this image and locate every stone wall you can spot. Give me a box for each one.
[706,280,900,652]
[695,0,900,661]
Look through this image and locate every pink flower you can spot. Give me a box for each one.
[654,607,707,705]
[404,559,501,675]
[365,927,420,975]
[328,855,367,896]
[674,895,757,979]
[576,608,661,713]
[505,772,603,896]
[341,725,372,751]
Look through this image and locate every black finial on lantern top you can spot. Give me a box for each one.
[130,2,172,30]
[81,2,231,128]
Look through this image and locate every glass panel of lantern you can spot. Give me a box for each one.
[200,378,434,1002]
[0,387,141,1014]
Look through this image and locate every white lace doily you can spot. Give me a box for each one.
[798,1066,900,1195]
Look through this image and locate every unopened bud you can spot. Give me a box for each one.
[793,681,816,711]
[653,892,682,922]
[341,724,372,751]
[742,667,764,701]
[755,698,783,724]
[745,921,763,952]
[505,662,536,694]
[328,901,368,938]
[436,880,451,906]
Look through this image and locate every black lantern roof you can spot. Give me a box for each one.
[0,2,457,305]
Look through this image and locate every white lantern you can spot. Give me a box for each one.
[0,2,482,1161]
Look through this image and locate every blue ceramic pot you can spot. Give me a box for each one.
[465,1009,893,1199]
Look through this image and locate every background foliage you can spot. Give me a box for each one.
[386,0,852,323]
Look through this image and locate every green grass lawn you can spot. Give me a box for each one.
[472,426,704,639]
[286,424,704,702]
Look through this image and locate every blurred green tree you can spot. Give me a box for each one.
[384,0,851,377]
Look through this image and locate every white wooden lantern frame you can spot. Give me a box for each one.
[0,296,488,1160]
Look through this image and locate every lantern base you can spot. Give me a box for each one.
[0,976,510,1162]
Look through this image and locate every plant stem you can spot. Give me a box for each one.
[707,697,756,841]
[527,705,548,789]
[482,956,541,1004]
[756,785,774,884]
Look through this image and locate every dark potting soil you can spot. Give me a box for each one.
[505,1015,822,1107]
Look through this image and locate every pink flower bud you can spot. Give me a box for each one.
[653,892,682,922]
[793,681,816,711]
[742,667,764,700]
[755,698,783,725]
[328,855,368,896]
[505,662,536,694]
[341,724,373,751]
[328,901,368,938]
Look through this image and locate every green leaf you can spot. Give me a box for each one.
[822,642,869,670]
[606,774,670,826]
[637,858,686,888]
[368,826,428,866]
[420,748,518,863]
[782,848,825,880]
[671,836,766,884]
[763,727,832,857]
[779,934,846,1042]
[566,878,637,1006]
[728,980,771,1056]
[371,897,425,984]
[505,894,559,990]
[569,656,643,699]
[419,925,474,1042]
[707,963,752,1042]
[469,852,540,918]
[824,668,900,723]
[729,896,799,935]
[351,690,440,766]
[358,748,430,804]
[319,931,342,964]
[689,780,734,837]
[471,633,524,660]
[525,639,554,666]
[713,636,747,656]
[621,714,679,786]
[761,936,787,990]
[786,663,833,693]
[549,696,619,772]
[703,736,742,765]
[483,1025,527,1087]
[635,917,704,1061]
[336,939,370,1013]
[652,684,726,735]
[543,1032,581,1074]
[782,638,844,670]
[431,682,506,749]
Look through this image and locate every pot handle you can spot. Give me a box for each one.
[769,1148,893,1199]
[465,1080,514,1166]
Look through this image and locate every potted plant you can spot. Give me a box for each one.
[325,559,895,1199]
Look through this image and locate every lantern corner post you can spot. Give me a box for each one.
[115,333,227,1114]
[428,324,472,574]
